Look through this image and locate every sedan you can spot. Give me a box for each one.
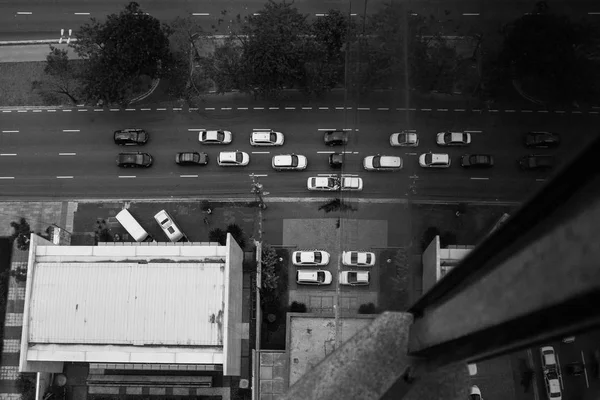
[292,250,331,266]
[116,152,153,168]
[436,131,471,146]
[272,154,307,170]
[329,153,344,168]
[363,155,402,171]
[198,130,232,144]
[154,210,184,242]
[519,155,555,170]
[296,270,332,285]
[250,130,284,146]
[340,177,363,191]
[540,346,557,369]
[524,131,560,148]
[323,129,349,146]
[307,177,339,191]
[419,153,450,168]
[461,154,494,168]
[114,129,148,145]
[175,152,208,165]
[342,251,376,267]
[390,131,419,147]
[217,151,249,166]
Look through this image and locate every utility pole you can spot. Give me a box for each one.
[250,173,268,210]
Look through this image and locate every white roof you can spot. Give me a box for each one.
[252,132,272,141]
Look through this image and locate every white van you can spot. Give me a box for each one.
[116,209,149,242]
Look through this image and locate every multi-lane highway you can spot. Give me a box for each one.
[0,104,593,201]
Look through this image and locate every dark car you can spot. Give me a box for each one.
[519,154,556,170]
[524,132,560,148]
[329,153,343,168]
[114,129,148,145]
[175,151,208,165]
[461,154,494,168]
[565,362,584,376]
[323,130,348,146]
[116,152,153,168]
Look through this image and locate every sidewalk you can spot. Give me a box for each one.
[0,44,78,63]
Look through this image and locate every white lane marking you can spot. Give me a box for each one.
[421,108,432,111]
[253,13,261,15]
[192,13,210,16]
[463,12,480,16]
[77,109,87,112]
[505,109,515,112]
[156,108,167,111]
[269,107,279,110]
[536,178,546,182]
[18,110,27,113]
[302,107,312,110]
[437,108,448,111]
[251,174,268,177]
[140,108,151,111]
[317,151,335,154]
[406,152,417,156]
[335,107,344,110]
[589,111,599,114]
[315,13,328,16]
[180,174,199,178]
[357,107,370,110]
[205,107,215,110]
[61,109,71,112]
[538,110,549,113]
[94,109,103,111]
[0,176,15,179]
[465,130,482,133]
[0,154,17,156]
[110,108,120,111]
[62,129,80,132]
[2,111,12,113]
[588,12,600,14]
[47,109,56,112]
[173,107,182,111]
[33,110,42,112]
[221,107,232,110]
[318,128,336,131]
[118,176,136,178]
[285,107,296,110]
[489,109,499,112]
[342,151,354,154]
[58,153,76,156]
[253,128,271,131]
[2,130,18,133]
[572,111,582,114]
[582,350,589,388]
[471,177,489,180]
[17,11,32,15]
[237,107,248,110]
[188,128,205,131]
[319,107,329,110]
[409,175,419,179]
[56,176,73,179]
[125,108,135,111]
[521,110,533,113]
[190,108,199,111]
[455,109,465,111]
[377,107,389,110]
[251,151,270,154]
[74,12,90,15]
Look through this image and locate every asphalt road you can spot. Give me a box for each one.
[0,106,593,201]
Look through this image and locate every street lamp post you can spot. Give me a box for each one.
[250,174,268,209]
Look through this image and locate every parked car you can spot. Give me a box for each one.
[390,131,419,147]
[198,130,232,144]
[175,151,208,165]
[250,130,284,146]
[323,129,348,146]
[217,151,249,166]
[329,153,344,168]
[114,128,148,145]
[292,250,330,266]
[307,176,339,191]
[543,370,562,400]
[540,346,558,369]
[296,269,332,285]
[340,177,363,191]
[519,155,556,170]
[419,153,451,168]
[116,152,153,168]
[339,271,370,286]
[342,251,376,267]
[469,385,483,400]
[565,362,584,376]
[461,154,494,168]
[272,154,307,170]
[562,336,575,344]
[524,132,560,148]
[363,155,403,171]
[436,131,471,146]
[154,210,184,242]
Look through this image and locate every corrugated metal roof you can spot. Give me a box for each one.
[28,262,225,346]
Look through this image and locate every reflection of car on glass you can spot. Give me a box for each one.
[543,370,562,400]
[175,151,208,165]
[469,385,483,400]
[565,362,584,376]
[116,152,153,168]
[519,155,556,170]
[292,250,330,266]
[296,270,332,285]
[340,177,363,191]
[329,153,344,168]
[154,210,184,242]
[198,130,232,144]
[307,176,339,191]
[363,155,402,171]
[323,129,349,146]
[461,154,494,168]
[217,151,249,166]
[390,131,419,147]
[114,128,149,145]
[342,251,376,267]
[436,131,471,146]
[272,154,307,170]
[419,153,451,168]
[339,271,370,286]
[524,132,560,148]
[250,130,284,146]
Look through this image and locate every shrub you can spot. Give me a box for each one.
[289,301,307,313]
[358,302,379,314]
[227,223,247,248]
[10,217,33,251]
[209,228,227,245]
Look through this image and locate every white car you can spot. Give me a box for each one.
[340,177,363,191]
[390,131,419,147]
[436,131,471,146]
[198,130,232,144]
[419,153,451,168]
[250,130,284,146]
[469,385,483,400]
[272,154,307,170]
[342,251,376,266]
[218,151,249,166]
[154,210,184,242]
[307,176,339,191]
[363,155,402,171]
[544,370,562,400]
[540,346,557,369]
[339,271,370,286]
[292,250,330,266]
[296,270,332,285]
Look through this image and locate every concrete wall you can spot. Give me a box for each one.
[421,236,440,294]
[223,233,243,376]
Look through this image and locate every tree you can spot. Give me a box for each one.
[261,244,280,292]
[289,301,307,312]
[32,45,82,105]
[200,37,243,94]
[318,198,357,213]
[209,228,227,245]
[227,223,247,249]
[358,302,379,314]
[10,218,33,251]
[71,2,172,105]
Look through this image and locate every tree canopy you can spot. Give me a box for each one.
[32,45,82,104]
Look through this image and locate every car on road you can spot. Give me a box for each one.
[469,385,483,400]
[342,251,376,267]
[340,177,363,191]
[116,152,153,168]
[296,270,332,285]
[436,131,471,146]
[339,271,370,286]
[198,130,232,144]
[292,250,330,266]
[519,154,556,170]
[272,154,307,170]
[540,346,558,369]
[307,176,339,191]
[114,129,148,145]
[154,210,184,242]
[363,155,403,171]
[175,152,208,166]
[329,153,344,168]
[390,131,419,147]
[461,154,494,168]
[565,362,584,376]
[323,129,349,146]
[524,132,560,148]
[250,130,284,146]
[543,370,562,400]
[217,151,249,166]
[419,153,451,168]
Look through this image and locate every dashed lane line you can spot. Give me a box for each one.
[62,129,80,132]
[0,154,17,156]
[470,177,489,180]
[2,130,18,133]
[0,176,15,179]
[58,153,76,156]
[118,176,136,179]
[56,176,73,179]
[180,175,199,178]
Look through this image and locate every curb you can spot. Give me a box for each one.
[130,78,161,104]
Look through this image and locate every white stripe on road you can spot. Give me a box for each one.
[110,108,120,111]
[188,128,205,131]
[56,176,73,179]
[465,130,482,133]
[536,178,546,182]
[462,12,480,16]
[62,129,80,132]
[94,109,103,111]
[59,153,76,156]
[192,13,210,16]
[269,107,279,110]
[0,154,17,156]
[180,175,199,178]
[2,130,18,133]
[17,11,32,15]
[253,107,264,110]
[118,176,136,178]
[251,151,270,154]
[471,177,489,180]
[74,12,91,15]
[317,151,335,154]
[251,174,268,177]
[406,152,417,156]
[582,351,590,388]
[0,176,15,179]
[156,108,167,111]
[77,109,87,112]
[237,107,248,110]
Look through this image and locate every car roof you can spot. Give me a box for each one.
[274,155,293,163]
[253,131,273,139]
[378,156,401,166]
[220,152,238,161]
[432,154,449,162]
